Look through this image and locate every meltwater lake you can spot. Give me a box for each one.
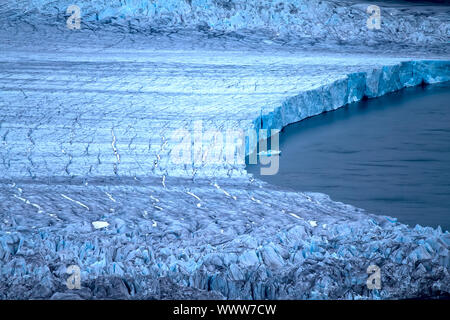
[248,82,450,231]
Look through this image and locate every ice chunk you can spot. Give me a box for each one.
[261,245,284,269]
[92,221,109,229]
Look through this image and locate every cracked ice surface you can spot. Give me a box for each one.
[1,34,448,178]
[3,0,449,46]
[0,1,450,299]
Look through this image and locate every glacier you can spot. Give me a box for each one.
[0,0,449,299]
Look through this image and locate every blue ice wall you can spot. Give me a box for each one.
[250,60,450,156]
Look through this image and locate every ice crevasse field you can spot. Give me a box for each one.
[0,0,449,299]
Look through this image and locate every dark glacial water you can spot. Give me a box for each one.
[247,82,450,231]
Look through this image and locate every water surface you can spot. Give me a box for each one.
[247,83,450,231]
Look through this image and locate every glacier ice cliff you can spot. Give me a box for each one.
[0,0,449,299]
